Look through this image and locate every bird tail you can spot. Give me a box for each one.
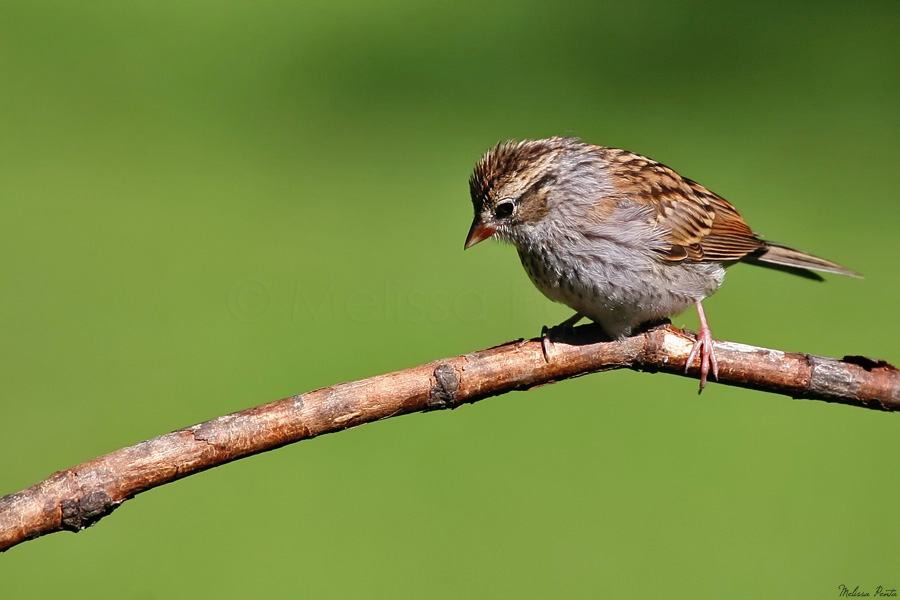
[743,242,862,280]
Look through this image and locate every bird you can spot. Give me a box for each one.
[464,137,861,390]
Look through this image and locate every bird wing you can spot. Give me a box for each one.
[605,149,763,262]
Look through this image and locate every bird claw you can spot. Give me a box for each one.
[541,326,552,363]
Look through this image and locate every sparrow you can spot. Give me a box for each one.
[464,137,861,390]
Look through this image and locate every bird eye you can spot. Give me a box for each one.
[494,200,515,219]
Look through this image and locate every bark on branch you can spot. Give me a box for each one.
[2,324,898,552]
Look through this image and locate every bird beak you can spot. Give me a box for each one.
[464,220,496,249]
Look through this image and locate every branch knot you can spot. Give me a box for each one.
[428,363,460,410]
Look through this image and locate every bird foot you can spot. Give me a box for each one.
[540,313,584,362]
[685,301,719,392]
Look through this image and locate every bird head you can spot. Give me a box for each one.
[465,138,575,249]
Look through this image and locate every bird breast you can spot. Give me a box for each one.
[513,214,726,337]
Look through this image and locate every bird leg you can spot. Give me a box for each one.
[685,300,719,391]
[541,313,584,362]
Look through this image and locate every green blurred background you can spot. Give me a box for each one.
[2,0,898,597]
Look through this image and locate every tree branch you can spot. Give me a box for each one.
[2,324,897,552]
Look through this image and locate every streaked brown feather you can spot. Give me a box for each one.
[605,149,763,263]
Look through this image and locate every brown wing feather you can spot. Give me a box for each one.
[605,149,763,262]
[684,179,764,261]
